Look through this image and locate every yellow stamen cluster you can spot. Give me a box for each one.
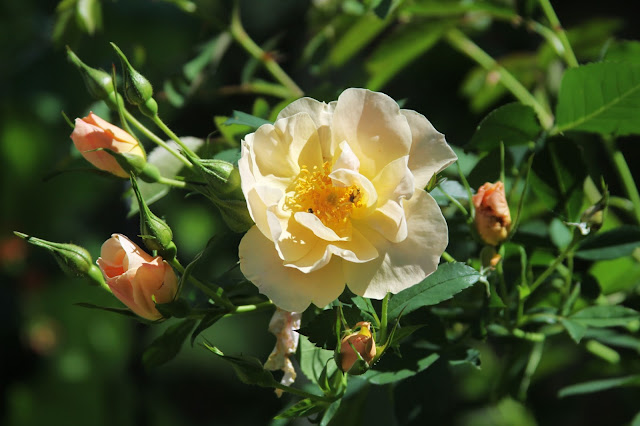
[286,162,363,232]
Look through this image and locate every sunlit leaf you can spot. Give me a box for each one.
[387,263,481,321]
[224,110,271,128]
[555,62,640,135]
[466,103,541,151]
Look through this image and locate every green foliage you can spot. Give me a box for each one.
[142,319,197,369]
[555,62,640,135]
[575,225,640,260]
[387,263,482,321]
[467,103,541,151]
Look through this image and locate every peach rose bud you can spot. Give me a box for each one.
[70,112,145,178]
[473,181,512,246]
[339,321,376,374]
[96,234,178,320]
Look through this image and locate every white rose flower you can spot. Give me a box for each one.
[238,88,457,312]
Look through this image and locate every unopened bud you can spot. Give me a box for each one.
[130,177,177,260]
[473,181,512,246]
[14,232,106,289]
[66,47,115,101]
[338,321,376,375]
[189,157,253,233]
[110,43,157,116]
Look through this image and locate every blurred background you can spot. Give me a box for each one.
[1,0,639,425]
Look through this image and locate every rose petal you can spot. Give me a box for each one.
[344,189,447,298]
[402,110,457,189]
[332,89,412,178]
[239,227,345,312]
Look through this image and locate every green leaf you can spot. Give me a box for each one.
[568,305,640,328]
[584,328,640,351]
[530,139,587,221]
[466,103,541,151]
[128,137,204,216]
[365,21,446,91]
[575,225,640,260]
[387,263,481,321]
[74,302,141,320]
[555,62,640,135]
[362,352,440,385]
[203,344,277,387]
[190,311,225,346]
[299,336,335,385]
[350,295,378,324]
[559,318,587,343]
[298,306,363,350]
[155,298,191,319]
[327,13,390,68]
[320,400,342,426]
[275,398,328,419]
[604,40,640,65]
[558,375,640,398]
[224,110,271,129]
[163,33,232,107]
[143,319,197,369]
[75,0,102,35]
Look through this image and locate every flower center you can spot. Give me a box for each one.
[286,162,363,231]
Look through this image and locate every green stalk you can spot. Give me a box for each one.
[603,137,640,225]
[538,0,579,67]
[218,81,295,99]
[442,251,456,263]
[124,110,193,169]
[157,176,187,188]
[379,293,390,344]
[169,259,236,311]
[273,383,334,402]
[230,6,303,98]
[151,115,198,159]
[529,239,579,294]
[445,28,554,129]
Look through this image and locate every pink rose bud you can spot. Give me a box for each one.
[473,181,512,246]
[70,112,145,178]
[339,321,376,373]
[96,234,177,320]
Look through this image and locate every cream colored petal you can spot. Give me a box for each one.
[246,185,284,240]
[328,168,378,214]
[250,113,323,181]
[344,189,448,298]
[267,208,316,262]
[331,89,412,178]
[401,110,457,189]
[371,156,414,205]
[363,201,407,243]
[239,227,345,312]
[117,234,154,269]
[285,226,378,273]
[332,141,360,173]
[294,212,348,242]
[277,98,338,158]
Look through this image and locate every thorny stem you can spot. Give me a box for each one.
[230,7,303,99]
[445,28,554,129]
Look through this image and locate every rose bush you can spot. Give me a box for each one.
[238,88,457,311]
[70,112,145,178]
[96,234,178,320]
